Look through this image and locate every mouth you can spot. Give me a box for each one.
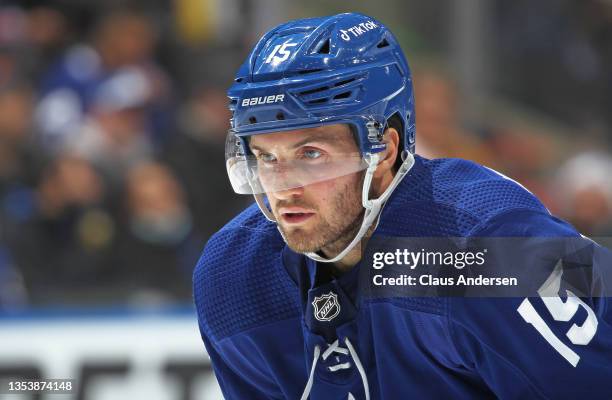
[278,207,315,225]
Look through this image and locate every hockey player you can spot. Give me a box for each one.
[193,13,612,399]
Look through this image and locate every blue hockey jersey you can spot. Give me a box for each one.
[193,156,612,399]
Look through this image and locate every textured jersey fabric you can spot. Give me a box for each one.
[193,155,612,399]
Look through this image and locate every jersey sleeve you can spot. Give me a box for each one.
[194,261,286,400]
[448,209,612,399]
[197,321,283,400]
[192,214,292,400]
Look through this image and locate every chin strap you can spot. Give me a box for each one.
[251,152,415,263]
[305,151,414,263]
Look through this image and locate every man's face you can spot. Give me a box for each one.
[248,124,365,254]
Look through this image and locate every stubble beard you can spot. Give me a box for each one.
[277,180,364,255]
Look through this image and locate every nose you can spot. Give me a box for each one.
[270,184,304,201]
[260,163,306,198]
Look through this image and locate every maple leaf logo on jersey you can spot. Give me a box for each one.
[312,292,341,322]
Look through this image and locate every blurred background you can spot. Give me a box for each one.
[0,0,611,398]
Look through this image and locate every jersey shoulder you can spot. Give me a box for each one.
[380,156,549,236]
[193,203,300,342]
[423,156,548,220]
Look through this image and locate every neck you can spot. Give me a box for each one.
[321,217,378,275]
[326,242,363,275]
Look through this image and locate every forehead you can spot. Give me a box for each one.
[248,123,358,152]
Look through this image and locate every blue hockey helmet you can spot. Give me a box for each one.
[227,12,414,153]
[225,13,417,263]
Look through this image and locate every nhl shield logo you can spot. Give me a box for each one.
[312,292,341,322]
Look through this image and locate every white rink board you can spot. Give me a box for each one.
[0,308,223,400]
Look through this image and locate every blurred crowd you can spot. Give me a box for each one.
[0,1,611,311]
[413,68,612,238]
[0,2,249,309]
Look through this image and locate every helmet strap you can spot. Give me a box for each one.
[306,151,414,263]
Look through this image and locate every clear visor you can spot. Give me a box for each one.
[225,127,371,195]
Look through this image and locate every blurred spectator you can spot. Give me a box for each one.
[413,70,493,167]
[112,161,200,304]
[553,151,612,236]
[485,127,560,209]
[22,3,77,80]
[0,82,45,226]
[6,154,117,305]
[164,85,249,240]
[26,6,69,56]
[494,0,612,130]
[63,67,155,182]
[34,6,171,150]
[0,6,31,82]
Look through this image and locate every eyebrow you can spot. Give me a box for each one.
[249,132,343,153]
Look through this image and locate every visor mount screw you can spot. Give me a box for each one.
[235,140,244,156]
[367,120,384,143]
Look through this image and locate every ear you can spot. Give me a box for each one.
[373,127,400,179]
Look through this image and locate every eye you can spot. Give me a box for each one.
[302,149,323,160]
[257,153,277,163]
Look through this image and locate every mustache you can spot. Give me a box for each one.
[274,199,317,211]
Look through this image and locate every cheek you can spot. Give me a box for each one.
[308,175,353,202]
[308,180,337,203]
[308,174,362,208]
